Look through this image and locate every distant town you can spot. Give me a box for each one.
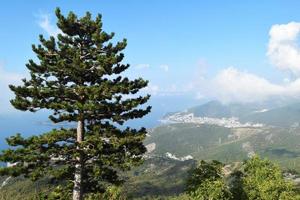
[162,112,264,128]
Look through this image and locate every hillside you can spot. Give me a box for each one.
[0,157,196,200]
[147,124,300,172]
[148,101,300,173]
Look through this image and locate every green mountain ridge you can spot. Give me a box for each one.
[169,101,300,127]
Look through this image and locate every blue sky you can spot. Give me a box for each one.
[2,1,300,114]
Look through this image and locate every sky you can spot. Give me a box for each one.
[2,1,300,115]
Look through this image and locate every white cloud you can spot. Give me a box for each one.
[37,14,61,36]
[189,22,300,103]
[0,65,24,113]
[207,67,300,103]
[267,22,300,76]
[135,64,150,69]
[159,64,169,72]
[143,83,159,95]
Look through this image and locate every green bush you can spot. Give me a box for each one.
[184,156,300,200]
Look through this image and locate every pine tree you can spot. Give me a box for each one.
[0,8,151,200]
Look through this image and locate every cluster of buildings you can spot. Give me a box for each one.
[163,113,264,128]
[165,152,193,161]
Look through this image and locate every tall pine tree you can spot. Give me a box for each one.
[0,8,151,200]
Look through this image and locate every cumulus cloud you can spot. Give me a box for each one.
[206,67,300,103]
[190,21,300,103]
[159,64,169,72]
[37,13,61,36]
[0,65,24,113]
[135,64,150,69]
[267,22,300,76]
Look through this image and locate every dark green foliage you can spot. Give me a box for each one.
[0,8,151,197]
[227,170,247,200]
[186,160,223,193]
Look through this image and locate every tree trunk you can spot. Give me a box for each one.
[73,119,84,200]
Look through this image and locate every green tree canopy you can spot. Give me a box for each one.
[186,160,232,200]
[0,8,151,200]
[185,156,299,200]
[242,156,297,200]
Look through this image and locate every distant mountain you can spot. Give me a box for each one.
[240,103,300,127]
[187,100,259,118]
[167,100,300,127]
